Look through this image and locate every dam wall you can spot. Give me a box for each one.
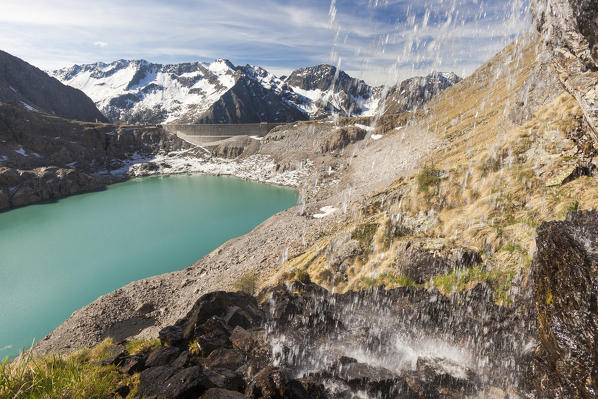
[164,123,283,138]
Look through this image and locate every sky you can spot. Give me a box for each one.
[0,0,529,86]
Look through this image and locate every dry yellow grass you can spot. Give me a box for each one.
[274,34,598,302]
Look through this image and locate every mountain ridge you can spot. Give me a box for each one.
[51,59,460,124]
[0,50,107,123]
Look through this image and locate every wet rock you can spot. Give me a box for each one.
[138,366,214,399]
[531,210,598,398]
[403,357,480,397]
[199,388,245,399]
[312,362,414,398]
[246,366,317,399]
[145,346,181,368]
[203,368,245,391]
[178,291,258,341]
[194,317,233,356]
[138,366,178,397]
[230,327,271,372]
[172,350,190,369]
[204,348,244,370]
[222,305,257,329]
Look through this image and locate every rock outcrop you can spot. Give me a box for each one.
[532,0,598,144]
[107,279,534,398]
[531,210,598,398]
[0,103,192,210]
[383,72,462,115]
[0,50,107,123]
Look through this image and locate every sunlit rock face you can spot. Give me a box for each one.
[532,210,598,398]
[531,0,598,145]
[570,0,598,65]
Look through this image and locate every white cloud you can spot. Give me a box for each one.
[0,0,530,86]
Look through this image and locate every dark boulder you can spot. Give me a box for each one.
[138,366,214,399]
[178,291,259,341]
[159,325,184,347]
[204,348,245,370]
[531,210,598,398]
[246,366,321,399]
[111,384,130,398]
[203,368,245,392]
[199,388,245,399]
[119,355,145,374]
[145,346,181,368]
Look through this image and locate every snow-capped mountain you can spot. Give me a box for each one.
[284,64,378,118]
[51,59,298,124]
[382,72,462,114]
[0,50,106,123]
[51,60,460,124]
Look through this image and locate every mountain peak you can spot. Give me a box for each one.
[0,50,107,122]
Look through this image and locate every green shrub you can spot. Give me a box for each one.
[417,165,443,193]
[233,270,259,295]
[351,223,379,249]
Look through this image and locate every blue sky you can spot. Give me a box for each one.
[0,0,529,85]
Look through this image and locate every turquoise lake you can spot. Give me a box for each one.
[0,174,298,359]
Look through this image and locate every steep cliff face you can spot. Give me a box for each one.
[532,0,598,144]
[382,72,462,114]
[532,210,598,398]
[0,103,192,211]
[0,50,107,123]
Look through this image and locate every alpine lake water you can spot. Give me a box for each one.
[0,173,298,359]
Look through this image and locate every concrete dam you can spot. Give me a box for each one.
[163,123,285,146]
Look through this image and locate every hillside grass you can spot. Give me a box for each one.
[0,340,139,399]
[272,35,598,304]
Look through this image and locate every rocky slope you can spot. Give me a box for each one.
[0,103,193,210]
[51,60,459,124]
[0,50,107,123]
[532,0,598,145]
[382,72,461,114]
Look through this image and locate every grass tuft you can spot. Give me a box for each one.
[417,165,443,193]
[233,270,259,295]
[0,341,132,399]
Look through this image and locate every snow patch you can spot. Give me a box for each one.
[313,206,337,219]
[371,134,383,140]
[355,124,375,132]
[14,146,28,156]
[20,102,36,111]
